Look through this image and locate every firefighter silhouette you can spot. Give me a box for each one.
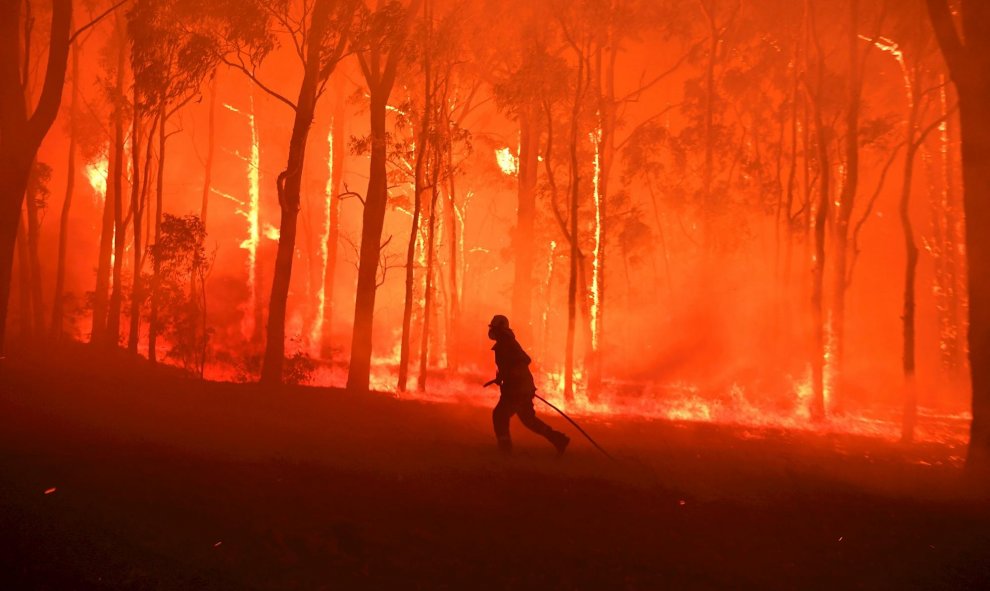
[486,314,569,455]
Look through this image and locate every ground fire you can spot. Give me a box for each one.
[1,0,989,588]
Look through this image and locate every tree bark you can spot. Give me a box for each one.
[25,162,45,337]
[926,0,990,475]
[149,102,166,362]
[52,37,79,341]
[564,50,586,402]
[259,0,334,384]
[399,11,431,392]
[0,0,70,356]
[418,151,440,391]
[347,0,420,390]
[321,92,346,358]
[512,108,539,343]
[107,21,128,346]
[128,75,143,353]
[829,0,863,410]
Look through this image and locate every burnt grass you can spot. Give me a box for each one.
[1,344,989,590]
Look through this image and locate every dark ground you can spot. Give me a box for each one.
[1,345,989,590]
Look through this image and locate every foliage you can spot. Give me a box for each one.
[283,350,316,385]
[148,214,213,375]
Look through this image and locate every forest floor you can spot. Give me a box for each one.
[1,344,989,590]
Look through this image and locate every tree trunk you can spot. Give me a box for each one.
[52,38,79,341]
[107,26,128,346]
[399,25,431,392]
[202,76,216,226]
[16,214,33,340]
[564,53,585,403]
[92,125,117,345]
[829,0,862,410]
[0,0,70,356]
[445,128,461,371]
[956,82,990,471]
[149,102,166,362]
[398,136,425,391]
[417,162,440,391]
[900,140,919,443]
[512,108,539,342]
[128,79,143,353]
[321,93,346,358]
[924,0,990,474]
[258,0,331,384]
[347,83,390,392]
[25,162,45,337]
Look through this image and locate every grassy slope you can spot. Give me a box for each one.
[1,345,988,590]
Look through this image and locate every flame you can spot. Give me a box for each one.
[311,119,335,356]
[85,149,109,202]
[589,120,603,352]
[224,97,262,341]
[495,147,518,176]
[263,223,280,241]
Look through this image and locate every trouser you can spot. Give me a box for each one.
[492,392,562,452]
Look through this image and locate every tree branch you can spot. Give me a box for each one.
[69,0,127,45]
[28,0,71,146]
[221,56,297,111]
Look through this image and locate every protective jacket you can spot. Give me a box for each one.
[491,328,537,397]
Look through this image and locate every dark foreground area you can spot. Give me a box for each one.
[1,346,989,590]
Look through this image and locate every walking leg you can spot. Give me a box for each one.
[517,396,569,455]
[492,397,513,453]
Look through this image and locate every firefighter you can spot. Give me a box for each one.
[487,314,569,455]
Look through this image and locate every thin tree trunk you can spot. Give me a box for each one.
[128,76,143,352]
[564,50,586,402]
[201,76,216,225]
[512,108,538,342]
[445,126,461,371]
[807,0,828,421]
[829,0,862,411]
[52,38,79,341]
[92,123,117,344]
[25,162,45,336]
[398,11,431,391]
[418,156,440,391]
[321,93,345,358]
[148,102,166,362]
[900,138,920,442]
[107,23,127,346]
[16,214,32,340]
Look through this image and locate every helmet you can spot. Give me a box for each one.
[489,314,510,330]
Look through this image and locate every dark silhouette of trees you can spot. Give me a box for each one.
[926,0,990,476]
[0,0,71,356]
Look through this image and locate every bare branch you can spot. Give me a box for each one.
[220,56,297,111]
[69,0,128,45]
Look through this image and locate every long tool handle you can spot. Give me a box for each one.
[533,394,617,463]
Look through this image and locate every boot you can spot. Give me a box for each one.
[550,432,570,457]
[497,436,513,455]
